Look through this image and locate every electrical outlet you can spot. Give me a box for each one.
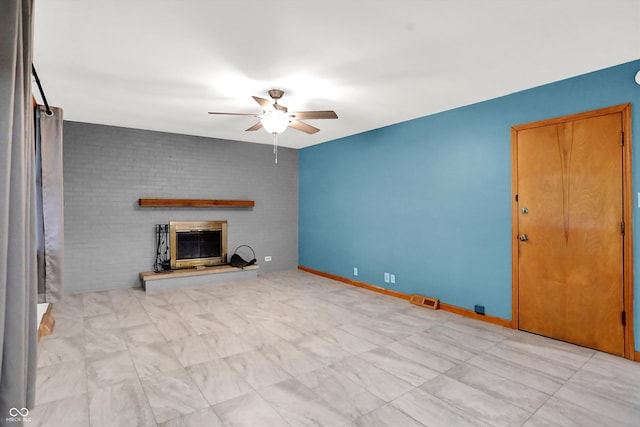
[264,256,272,262]
[384,272,390,283]
[353,267,358,276]
[390,274,396,284]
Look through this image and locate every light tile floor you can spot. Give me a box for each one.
[32,270,640,426]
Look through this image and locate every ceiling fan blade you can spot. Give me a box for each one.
[274,103,288,113]
[208,112,259,117]
[252,96,273,110]
[289,120,320,134]
[245,122,263,132]
[290,110,338,120]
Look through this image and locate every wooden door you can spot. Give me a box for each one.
[513,109,627,356]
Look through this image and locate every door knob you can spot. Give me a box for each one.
[521,207,529,214]
[519,234,529,242]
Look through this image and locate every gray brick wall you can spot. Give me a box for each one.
[63,121,298,294]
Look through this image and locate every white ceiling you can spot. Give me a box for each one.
[33,0,640,149]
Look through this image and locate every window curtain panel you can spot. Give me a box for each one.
[0,0,38,421]
[35,106,64,303]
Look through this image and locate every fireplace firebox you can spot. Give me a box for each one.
[169,220,227,269]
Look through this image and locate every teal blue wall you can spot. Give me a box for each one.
[299,60,640,349]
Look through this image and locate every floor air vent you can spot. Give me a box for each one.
[410,294,440,310]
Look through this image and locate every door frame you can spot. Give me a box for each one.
[511,103,634,360]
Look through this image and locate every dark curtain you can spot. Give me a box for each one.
[0,0,38,423]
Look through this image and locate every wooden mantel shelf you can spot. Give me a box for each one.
[138,198,254,208]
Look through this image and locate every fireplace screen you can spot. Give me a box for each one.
[176,230,221,260]
[169,221,227,269]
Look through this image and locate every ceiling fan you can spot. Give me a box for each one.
[208,89,338,163]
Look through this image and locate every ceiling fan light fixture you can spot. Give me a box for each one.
[261,109,289,134]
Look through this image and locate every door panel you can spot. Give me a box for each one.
[516,112,624,355]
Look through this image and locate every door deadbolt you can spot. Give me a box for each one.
[519,234,529,242]
[521,207,528,214]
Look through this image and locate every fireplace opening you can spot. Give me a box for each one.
[177,230,221,260]
[169,220,227,269]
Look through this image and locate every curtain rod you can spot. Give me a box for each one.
[31,64,52,116]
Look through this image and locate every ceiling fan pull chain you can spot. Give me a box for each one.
[273,132,278,164]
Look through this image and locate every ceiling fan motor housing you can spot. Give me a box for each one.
[268,89,285,101]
